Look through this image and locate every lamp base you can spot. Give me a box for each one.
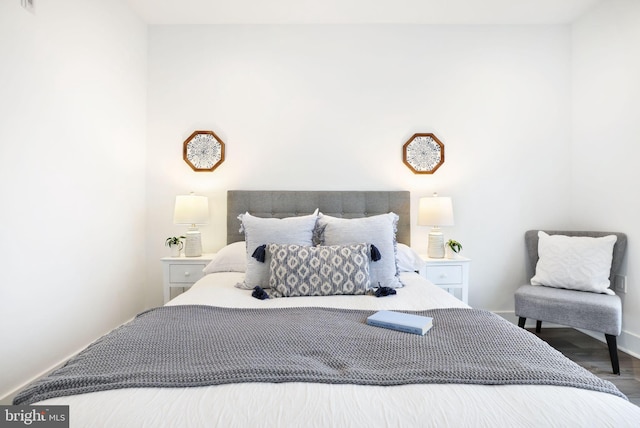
[184,227,202,257]
[427,230,445,258]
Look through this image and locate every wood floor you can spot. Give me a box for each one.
[529,327,640,406]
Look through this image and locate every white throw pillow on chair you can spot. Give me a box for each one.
[531,231,617,295]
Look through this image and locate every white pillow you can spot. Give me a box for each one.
[396,243,424,272]
[237,211,319,289]
[316,212,402,288]
[531,231,617,295]
[203,241,247,274]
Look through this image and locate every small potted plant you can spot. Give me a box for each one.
[165,236,185,257]
[445,239,463,259]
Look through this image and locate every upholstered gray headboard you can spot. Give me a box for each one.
[227,190,411,246]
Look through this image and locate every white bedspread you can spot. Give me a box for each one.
[38,272,640,427]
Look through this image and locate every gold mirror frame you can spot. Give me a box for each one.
[183,130,225,172]
[402,133,444,174]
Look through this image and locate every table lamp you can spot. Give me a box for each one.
[418,193,454,258]
[174,192,209,257]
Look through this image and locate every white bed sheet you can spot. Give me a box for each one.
[38,272,640,427]
[166,271,469,310]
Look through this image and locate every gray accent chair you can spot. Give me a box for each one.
[514,230,627,374]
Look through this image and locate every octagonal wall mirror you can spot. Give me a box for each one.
[183,130,225,172]
[402,133,444,174]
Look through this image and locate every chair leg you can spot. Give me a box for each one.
[536,320,542,333]
[605,334,620,375]
[518,317,526,328]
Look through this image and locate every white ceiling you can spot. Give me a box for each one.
[125,0,603,25]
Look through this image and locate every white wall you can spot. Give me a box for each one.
[9,4,634,399]
[147,24,573,310]
[571,0,640,354]
[0,0,147,401]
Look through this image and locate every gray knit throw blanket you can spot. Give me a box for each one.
[14,305,626,405]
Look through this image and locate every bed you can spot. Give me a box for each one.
[15,191,640,427]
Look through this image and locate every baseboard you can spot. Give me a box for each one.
[494,311,565,329]
[577,328,640,360]
[0,316,137,405]
[494,311,640,359]
[0,346,84,405]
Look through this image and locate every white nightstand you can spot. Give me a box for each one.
[161,254,215,303]
[419,256,471,304]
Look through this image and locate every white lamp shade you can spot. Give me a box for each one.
[173,194,209,225]
[418,196,454,227]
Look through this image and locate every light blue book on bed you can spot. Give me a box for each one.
[366,310,433,335]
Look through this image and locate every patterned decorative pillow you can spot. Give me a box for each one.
[237,211,318,289]
[315,213,402,288]
[267,243,371,297]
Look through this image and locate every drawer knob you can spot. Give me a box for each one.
[439,274,447,279]
[184,271,191,277]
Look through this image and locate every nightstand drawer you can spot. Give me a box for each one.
[162,254,215,304]
[169,264,206,284]
[425,265,463,285]
[420,255,470,304]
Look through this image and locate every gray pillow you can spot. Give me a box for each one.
[267,243,371,297]
[315,213,402,288]
[237,211,318,289]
